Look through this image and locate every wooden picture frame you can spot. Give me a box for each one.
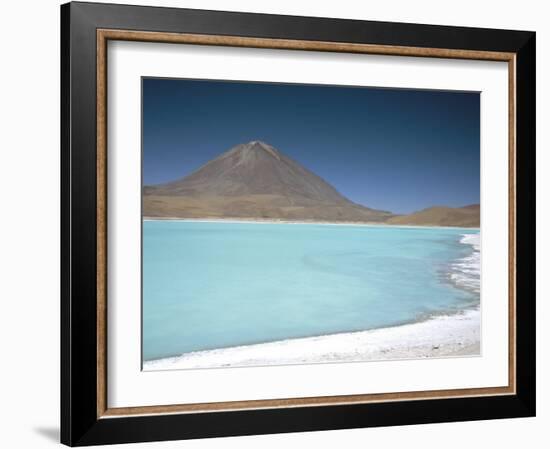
[61,1,535,446]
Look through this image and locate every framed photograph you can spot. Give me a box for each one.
[61,2,536,446]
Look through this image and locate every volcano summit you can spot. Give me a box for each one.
[143,141,393,222]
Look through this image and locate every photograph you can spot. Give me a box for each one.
[141,78,481,371]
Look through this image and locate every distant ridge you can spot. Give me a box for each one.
[143,141,393,222]
[386,204,480,227]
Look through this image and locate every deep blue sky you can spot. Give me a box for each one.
[143,78,479,214]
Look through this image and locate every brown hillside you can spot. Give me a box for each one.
[386,205,480,227]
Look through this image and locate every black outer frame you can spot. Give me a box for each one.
[61,1,536,446]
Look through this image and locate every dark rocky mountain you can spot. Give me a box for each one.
[143,141,393,222]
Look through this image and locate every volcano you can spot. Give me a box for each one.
[143,141,393,222]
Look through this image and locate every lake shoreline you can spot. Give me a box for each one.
[143,307,480,371]
[143,216,480,230]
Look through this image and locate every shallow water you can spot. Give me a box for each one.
[142,221,479,361]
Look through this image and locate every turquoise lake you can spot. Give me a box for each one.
[142,221,480,361]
